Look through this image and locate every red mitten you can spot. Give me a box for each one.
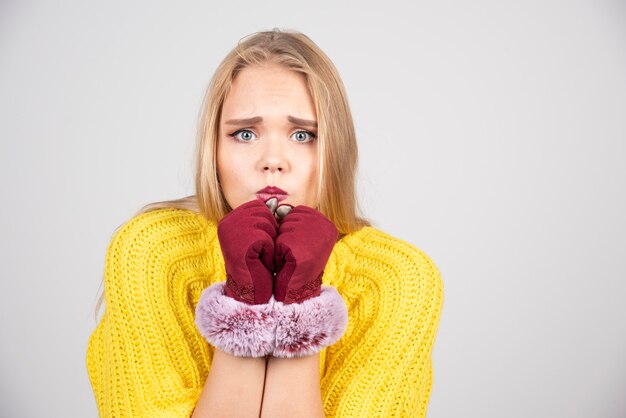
[218,199,278,304]
[195,199,278,357]
[271,205,349,358]
[273,205,337,303]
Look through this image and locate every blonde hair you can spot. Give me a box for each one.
[94,28,371,320]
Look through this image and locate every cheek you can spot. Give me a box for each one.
[306,162,318,185]
[305,150,319,184]
[217,149,247,207]
[217,149,236,195]
[218,157,245,187]
[301,156,319,206]
[217,141,244,180]
[295,151,319,195]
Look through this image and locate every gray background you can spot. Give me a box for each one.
[1,0,625,417]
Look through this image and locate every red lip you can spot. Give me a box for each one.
[256,186,288,203]
[257,186,287,195]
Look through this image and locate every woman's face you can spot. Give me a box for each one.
[217,63,319,211]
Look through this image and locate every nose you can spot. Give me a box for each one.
[260,134,287,173]
[264,161,282,173]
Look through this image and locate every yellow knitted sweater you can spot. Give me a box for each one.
[86,208,444,417]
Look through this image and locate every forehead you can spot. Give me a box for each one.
[221,64,315,117]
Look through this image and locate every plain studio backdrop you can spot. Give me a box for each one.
[1,0,625,417]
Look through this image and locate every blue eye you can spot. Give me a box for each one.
[228,129,316,143]
[229,129,256,142]
[292,130,316,143]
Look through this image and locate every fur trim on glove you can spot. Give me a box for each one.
[195,282,276,358]
[272,285,349,358]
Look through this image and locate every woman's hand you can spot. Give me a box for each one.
[201,199,345,359]
[272,205,339,304]
[217,199,278,305]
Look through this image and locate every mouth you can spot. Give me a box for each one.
[256,186,288,203]
[256,193,288,203]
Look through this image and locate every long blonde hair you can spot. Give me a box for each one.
[94,28,371,320]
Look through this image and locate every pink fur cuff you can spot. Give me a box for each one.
[194,282,276,358]
[272,285,349,358]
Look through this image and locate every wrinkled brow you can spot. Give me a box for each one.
[224,115,317,128]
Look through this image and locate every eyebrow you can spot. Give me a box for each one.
[224,115,318,128]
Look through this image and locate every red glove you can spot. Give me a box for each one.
[270,205,348,358]
[218,199,278,305]
[273,205,339,304]
[194,199,278,358]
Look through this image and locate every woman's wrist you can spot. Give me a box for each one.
[192,348,267,417]
[261,353,325,418]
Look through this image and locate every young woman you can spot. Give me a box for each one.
[86,28,444,417]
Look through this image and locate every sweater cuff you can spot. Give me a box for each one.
[272,285,349,358]
[194,282,276,358]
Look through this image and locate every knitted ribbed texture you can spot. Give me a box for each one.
[86,208,444,417]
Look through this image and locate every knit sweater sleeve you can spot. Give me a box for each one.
[320,228,444,417]
[86,209,215,417]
